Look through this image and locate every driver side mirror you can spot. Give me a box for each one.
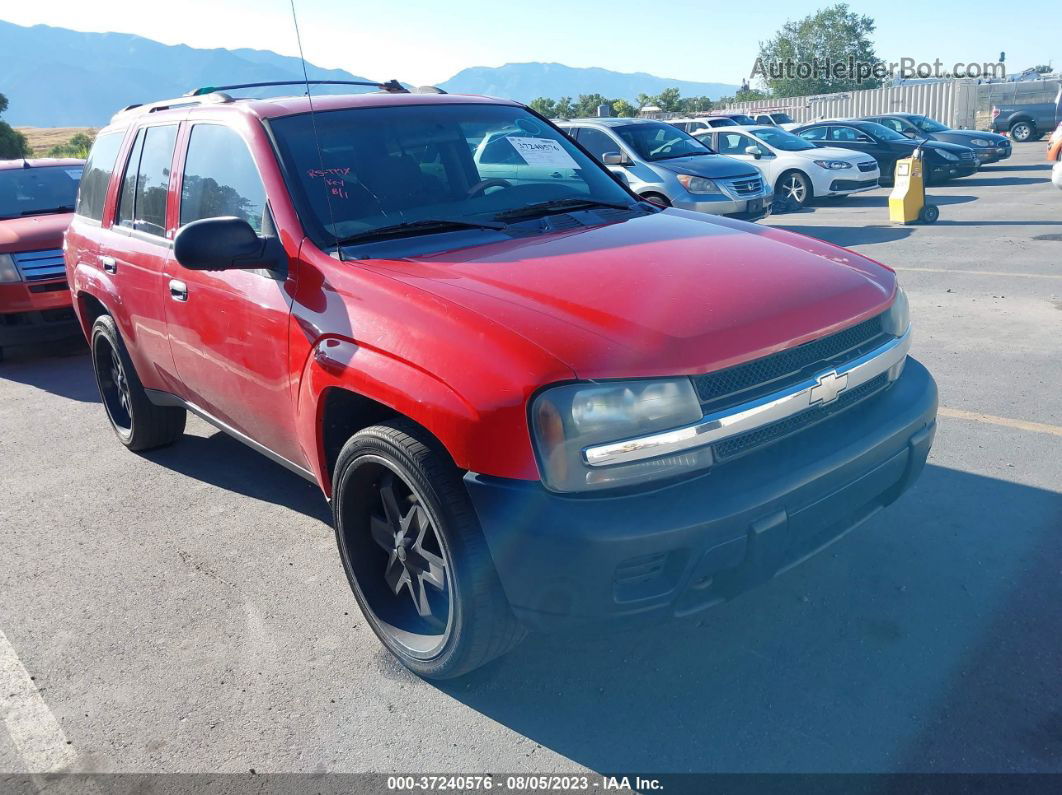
[902,130,918,138]
[602,151,631,166]
[856,134,874,143]
[174,216,287,275]
[745,145,765,159]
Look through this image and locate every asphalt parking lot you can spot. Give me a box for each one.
[1,144,1060,776]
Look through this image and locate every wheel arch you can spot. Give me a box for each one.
[776,168,814,200]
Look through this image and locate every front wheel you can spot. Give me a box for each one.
[776,171,812,207]
[332,420,525,679]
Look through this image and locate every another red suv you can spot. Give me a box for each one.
[67,83,937,679]
[0,158,84,360]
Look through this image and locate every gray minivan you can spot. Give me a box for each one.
[559,118,772,220]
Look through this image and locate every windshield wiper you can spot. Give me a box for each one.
[20,206,75,216]
[493,197,634,221]
[335,218,507,246]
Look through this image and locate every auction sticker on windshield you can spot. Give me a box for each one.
[507,137,580,169]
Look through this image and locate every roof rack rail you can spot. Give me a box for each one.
[110,91,234,123]
[184,79,408,97]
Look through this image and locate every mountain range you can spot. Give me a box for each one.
[0,20,738,127]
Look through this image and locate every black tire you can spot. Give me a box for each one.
[332,419,525,679]
[920,205,940,224]
[1009,121,1035,143]
[90,314,186,451]
[775,170,812,207]
[640,192,671,207]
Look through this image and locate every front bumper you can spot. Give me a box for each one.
[826,177,879,194]
[0,279,78,347]
[975,144,1011,163]
[673,191,773,221]
[927,161,979,181]
[465,358,937,631]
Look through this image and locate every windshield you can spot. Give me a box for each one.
[912,115,950,133]
[0,165,82,220]
[269,103,635,246]
[727,114,757,125]
[770,113,795,124]
[749,127,817,151]
[612,123,715,161]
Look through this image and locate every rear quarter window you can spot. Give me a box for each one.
[76,131,125,222]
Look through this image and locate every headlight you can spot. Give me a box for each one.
[531,378,707,492]
[0,254,20,284]
[676,174,721,194]
[936,149,959,161]
[882,286,910,337]
[813,159,852,170]
[969,138,991,147]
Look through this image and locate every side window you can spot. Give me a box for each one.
[577,128,622,160]
[756,115,771,125]
[117,124,178,237]
[880,118,903,132]
[799,126,827,141]
[76,131,125,222]
[716,133,753,155]
[180,124,267,234]
[828,126,859,142]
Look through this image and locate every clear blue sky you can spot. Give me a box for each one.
[3,0,1056,87]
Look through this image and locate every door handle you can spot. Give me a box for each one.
[169,279,188,302]
[550,171,563,178]
[101,256,117,274]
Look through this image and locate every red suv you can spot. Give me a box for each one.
[0,158,84,360]
[67,83,937,679]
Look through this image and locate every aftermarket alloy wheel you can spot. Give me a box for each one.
[90,315,186,451]
[776,171,812,207]
[332,420,525,679]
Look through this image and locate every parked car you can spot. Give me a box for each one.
[862,113,1012,164]
[792,120,979,183]
[749,110,800,131]
[991,84,1062,142]
[706,112,758,126]
[559,117,772,219]
[69,85,937,679]
[0,158,86,361]
[668,117,739,134]
[699,125,879,207]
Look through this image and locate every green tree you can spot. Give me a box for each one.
[653,87,683,112]
[754,3,882,97]
[555,96,574,119]
[612,99,637,117]
[573,93,612,117]
[635,93,653,110]
[528,97,558,118]
[1033,64,1053,74]
[0,92,31,159]
[48,131,96,159]
[680,96,714,113]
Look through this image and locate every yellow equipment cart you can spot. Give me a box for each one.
[889,148,939,224]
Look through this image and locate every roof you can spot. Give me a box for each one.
[559,117,659,127]
[0,157,85,171]
[108,90,519,127]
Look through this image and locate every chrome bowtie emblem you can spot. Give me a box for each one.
[810,371,849,405]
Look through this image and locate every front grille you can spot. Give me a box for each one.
[857,161,878,172]
[713,373,890,461]
[12,249,66,282]
[692,312,889,410]
[959,150,976,161]
[728,177,763,197]
[830,178,878,191]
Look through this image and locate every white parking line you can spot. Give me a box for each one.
[939,407,1062,437]
[0,627,77,772]
[894,267,1062,280]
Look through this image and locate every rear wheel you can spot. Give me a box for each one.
[776,170,812,207]
[90,315,186,451]
[332,420,525,679]
[1009,121,1035,142]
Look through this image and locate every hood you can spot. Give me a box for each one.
[362,209,895,380]
[656,154,760,180]
[796,145,873,163]
[0,213,72,254]
[916,139,974,154]
[939,129,1008,145]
